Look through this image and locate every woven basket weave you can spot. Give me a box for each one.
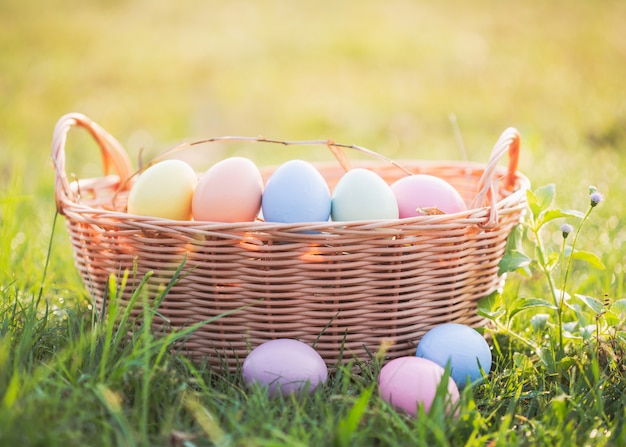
[52,112,530,369]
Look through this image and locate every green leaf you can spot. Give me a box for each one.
[546,252,560,271]
[610,299,626,317]
[579,324,596,341]
[558,356,577,371]
[534,245,558,272]
[336,387,374,447]
[509,298,557,321]
[528,184,555,217]
[570,250,606,270]
[556,288,572,307]
[526,189,540,217]
[498,251,532,276]
[477,291,504,320]
[477,308,505,320]
[505,222,525,249]
[538,208,585,226]
[603,311,620,327]
[574,293,605,315]
[530,313,550,331]
[535,184,556,206]
[563,299,581,314]
[538,347,557,372]
[563,321,579,334]
[498,224,532,275]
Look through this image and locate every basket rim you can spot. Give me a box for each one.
[58,163,530,232]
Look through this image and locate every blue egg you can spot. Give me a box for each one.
[415,323,492,389]
[262,160,331,223]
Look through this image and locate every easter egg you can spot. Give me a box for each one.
[331,168,399,221]
[242,339,328,397]
[192,157,263,222]
[262,160,331,223]
[390,174,467,218]
[378,356,459,417]
[416,323,492,389]
[127,159,198,220]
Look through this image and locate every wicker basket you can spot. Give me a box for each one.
[52,112,530,369]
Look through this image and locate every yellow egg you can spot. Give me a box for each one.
[192,157,264,222]
[127,159,198,220]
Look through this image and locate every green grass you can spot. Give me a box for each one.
[2,0,626,445]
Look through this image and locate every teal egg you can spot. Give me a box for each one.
[331,168,399,221]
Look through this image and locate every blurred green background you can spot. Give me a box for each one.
[1,0,625,223]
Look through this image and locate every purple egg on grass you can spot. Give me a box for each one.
[416,323,492,389]
[242,339,328,397]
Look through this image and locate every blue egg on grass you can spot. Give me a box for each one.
[415,323,492,389]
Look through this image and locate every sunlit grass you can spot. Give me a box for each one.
[1,0,626,445]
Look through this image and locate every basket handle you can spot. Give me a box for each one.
[470,127,521,228]
[51,113,134,214]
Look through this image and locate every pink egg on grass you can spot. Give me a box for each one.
[242,339,328,397]
[378,356,460,417]
[391,174,467,218]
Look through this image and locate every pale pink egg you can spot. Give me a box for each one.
[192,157,263,222]
[391,174,467,218]
[378,356,460,417]
[242,339,328,397]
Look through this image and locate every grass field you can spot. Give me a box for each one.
[1,0,626,445]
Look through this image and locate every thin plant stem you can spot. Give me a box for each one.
[559,206,593,310]
[558,235,568,350]
[532,225,563,351]
[37,210,59,304]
